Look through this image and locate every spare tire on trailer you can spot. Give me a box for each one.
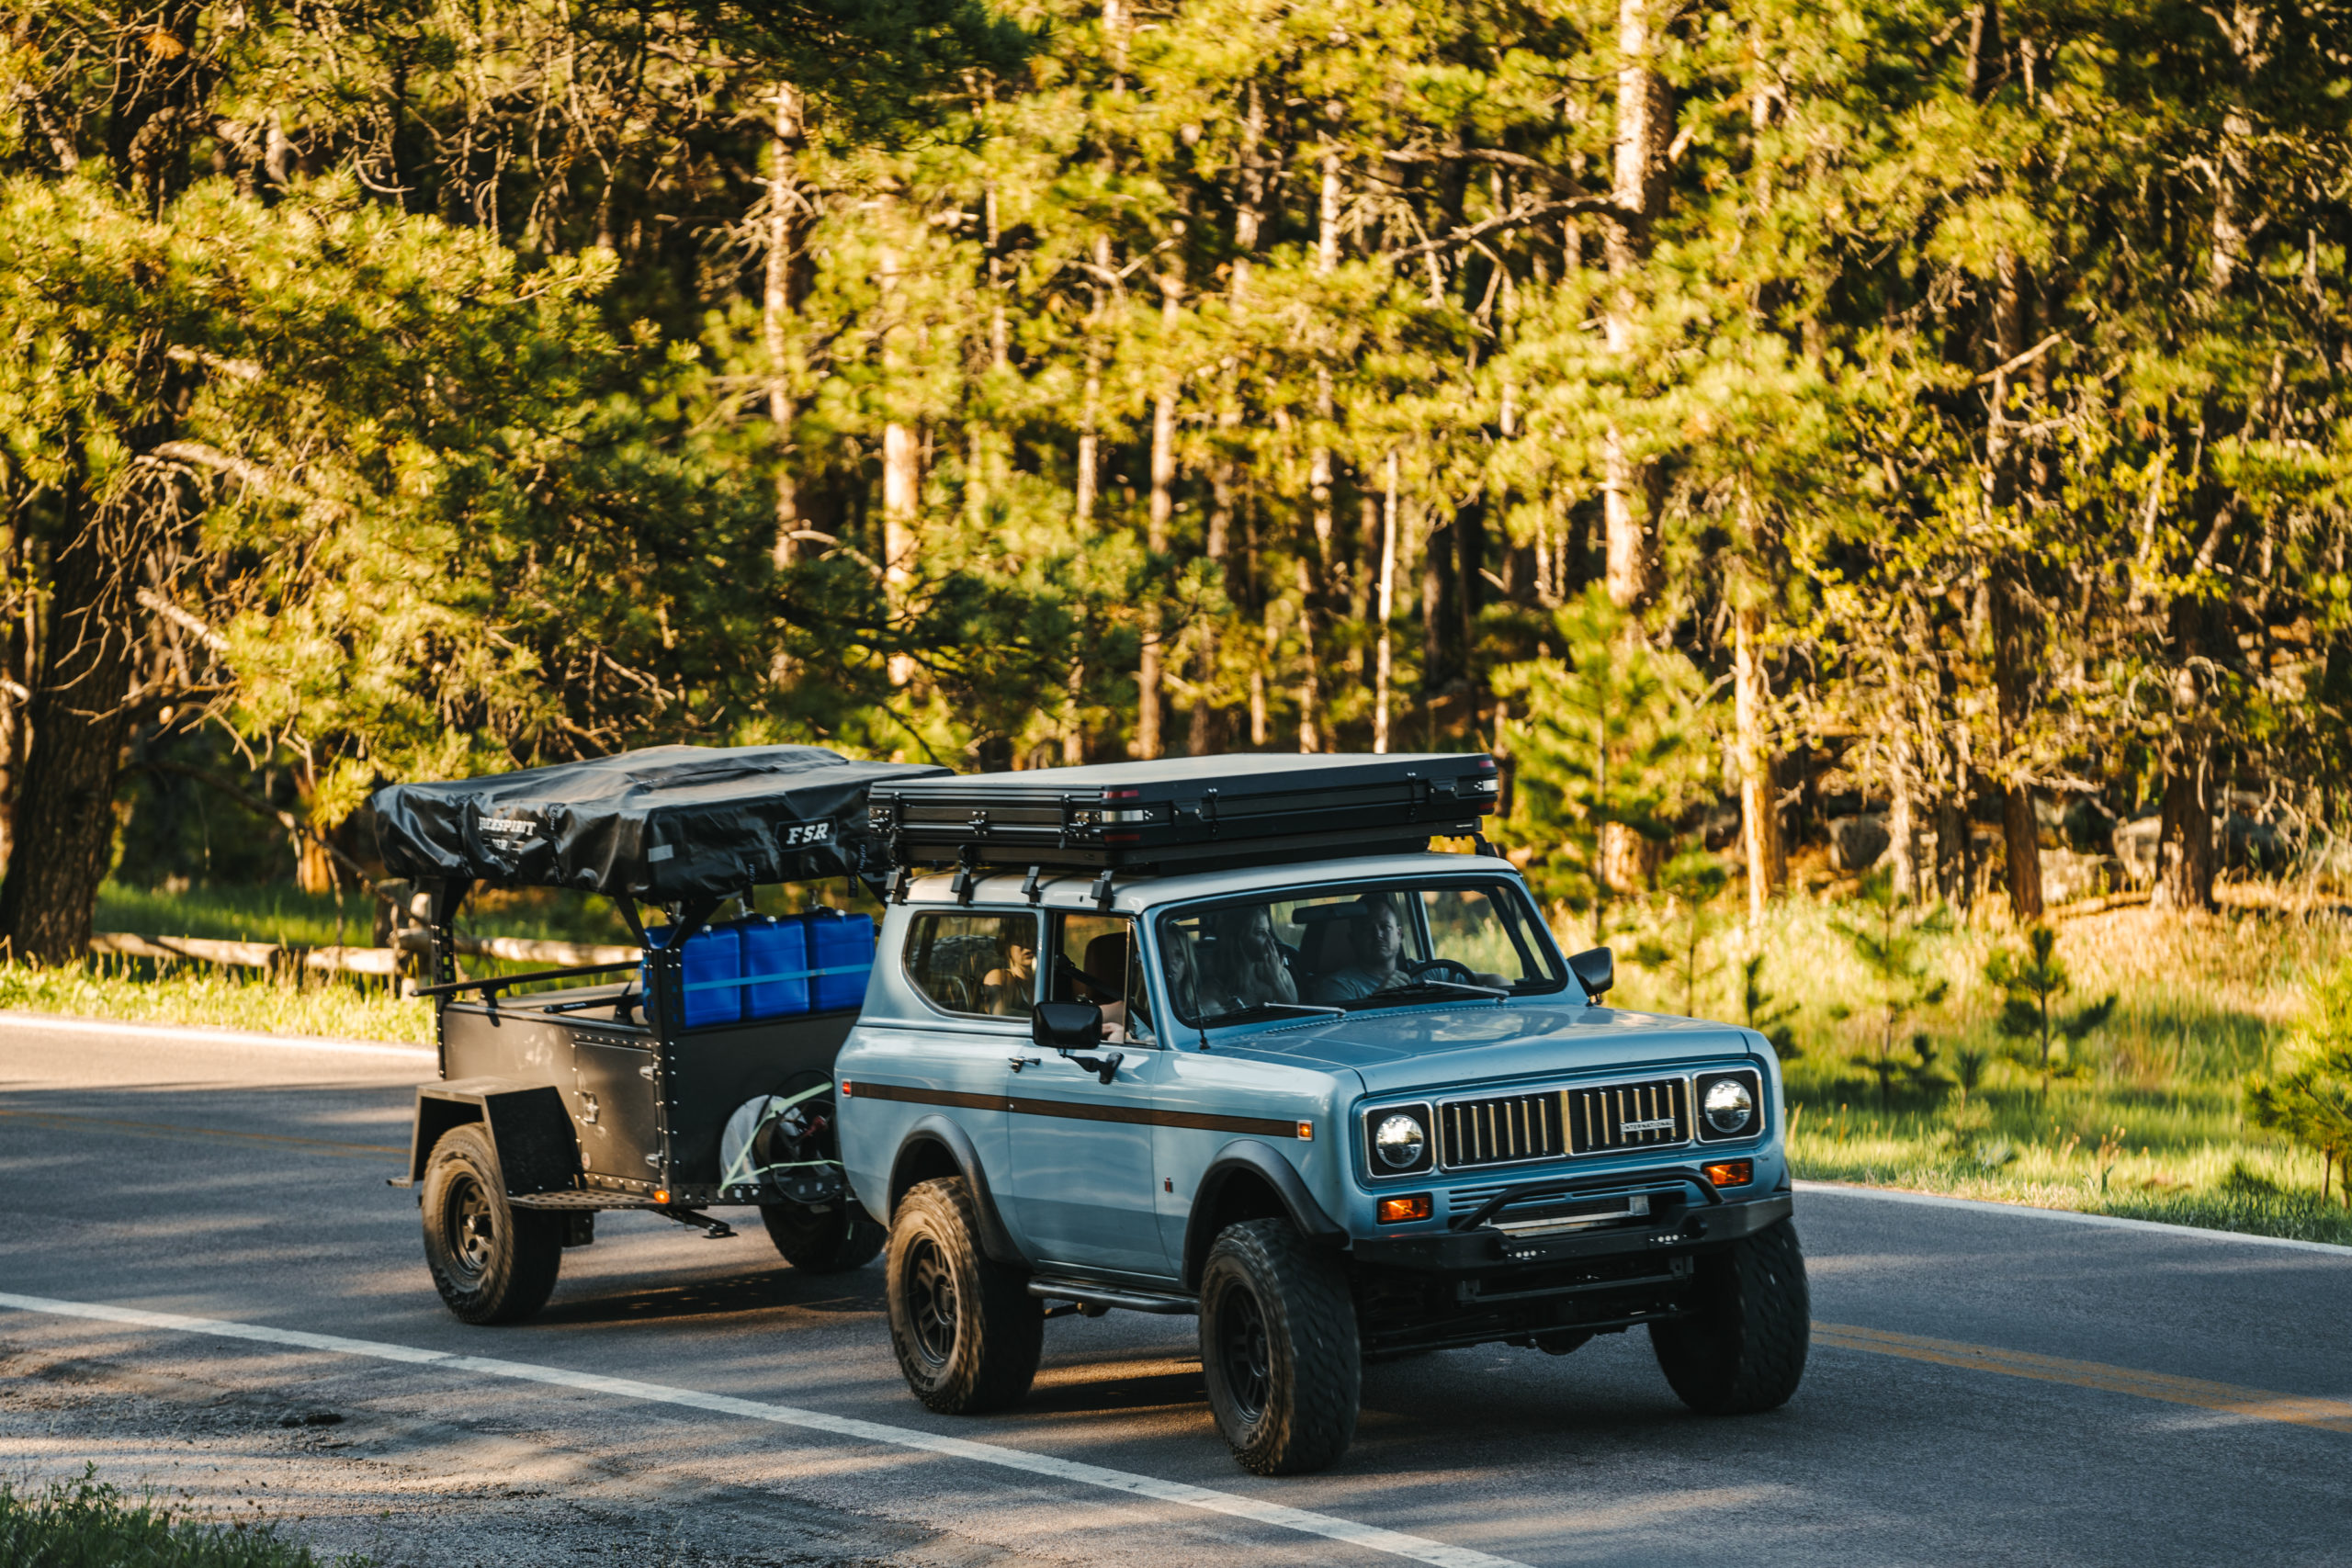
[761,1200,885,1273]
[722,1077,885,1274]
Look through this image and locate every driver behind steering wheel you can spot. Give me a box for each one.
[1308,898,1506,1004]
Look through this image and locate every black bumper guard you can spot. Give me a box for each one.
[1355,1163,1791,1273]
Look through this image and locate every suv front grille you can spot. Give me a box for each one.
[1439,1091,1566,1169]
[1566,1077,1690,1154]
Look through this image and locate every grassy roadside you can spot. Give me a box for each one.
[0,957,434,1043]
[0,1472,366,1567]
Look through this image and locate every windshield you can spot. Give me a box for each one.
[1156,878,1565,1027]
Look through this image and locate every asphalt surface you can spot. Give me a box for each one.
[2,1014,2348,1568]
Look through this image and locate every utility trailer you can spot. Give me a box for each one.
[378,744,944,1323]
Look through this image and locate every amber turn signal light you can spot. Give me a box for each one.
[1377,1193,1432,1224]
[1296,1120,1315,1140]
[652,1189,672,1204]
[1702,1160,1753,1190]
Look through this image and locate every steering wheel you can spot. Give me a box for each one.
[1407,957,1482,986]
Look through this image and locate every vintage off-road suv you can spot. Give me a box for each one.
[379,746,1804,1479]
[842,753,1808,1474]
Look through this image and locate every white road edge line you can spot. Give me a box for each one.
[0,1292,1528,1568]
[1796,1179,2352,1258]
[0,1010,434,1060]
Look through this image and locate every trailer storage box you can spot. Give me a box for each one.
[868,752,1498,874]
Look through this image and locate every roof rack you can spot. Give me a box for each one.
[868,752,1498,878]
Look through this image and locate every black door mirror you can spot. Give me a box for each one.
[1033,1000,1104,1052]
[1567,945,1614,1001]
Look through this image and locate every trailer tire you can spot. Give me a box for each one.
[761,1199,887,1274]
[885,1178,1041,1414]
[1198,1218,1359,1475]
[421,1122,562,1325]
[1650,1217,1810,1415]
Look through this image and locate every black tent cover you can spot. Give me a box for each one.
[372,745,948,900]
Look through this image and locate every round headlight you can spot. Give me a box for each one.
[1373,1112,1427,1169]
[1704,1077,1756,1134]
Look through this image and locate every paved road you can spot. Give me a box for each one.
[2,1015,2347,1568]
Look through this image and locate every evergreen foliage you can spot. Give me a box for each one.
[3,0,2351,950]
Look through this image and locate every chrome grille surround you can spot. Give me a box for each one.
[1565,1076,1691,1155]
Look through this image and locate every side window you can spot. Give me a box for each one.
[1050,913,1152,1042]
[903,912,1040,1019]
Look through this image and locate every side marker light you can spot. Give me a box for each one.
[1296,1121,1314,1140]
[1702,1159,1753,1190]
[652,1189,672,1205]
[1377,1194,1432,1224]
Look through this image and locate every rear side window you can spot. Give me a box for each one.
[903,912,1041,1018]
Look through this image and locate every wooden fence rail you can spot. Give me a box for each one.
[90,931,641,979]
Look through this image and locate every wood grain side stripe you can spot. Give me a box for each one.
[842,1080,1303,1139]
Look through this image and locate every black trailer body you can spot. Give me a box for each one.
[377,744,945,1322]
[867,752,1500,878]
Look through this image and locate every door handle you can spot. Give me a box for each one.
[1068,1050,1123,1085]
[1007,1055,1042,1072]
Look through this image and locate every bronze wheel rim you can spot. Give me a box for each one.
[905,1236,958,1369]
[1216,1282,1271,1425]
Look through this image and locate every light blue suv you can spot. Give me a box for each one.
[837,837,1807,1474]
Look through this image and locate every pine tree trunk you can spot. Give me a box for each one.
[0,470,147,964]
[1734,600,1781,920]
[764,85,804,573]
[1374,452,1399,752]
[1599,0,1671,896]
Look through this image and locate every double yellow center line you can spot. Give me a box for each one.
[1815,1321,2352,1435]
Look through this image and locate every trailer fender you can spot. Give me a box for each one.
[886,1114,1026,1269]
[407,1079,580,1196]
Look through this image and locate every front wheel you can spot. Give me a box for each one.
[420,1123,562,1325]
[1650,1217,1810,1415]
[762,1199,886,1274]
[885,1179,1042,1414]
[1198,1219,1360,1475]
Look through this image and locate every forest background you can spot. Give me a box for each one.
[6,0,2352,1237]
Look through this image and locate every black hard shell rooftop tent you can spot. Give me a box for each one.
[867,751,1499,894]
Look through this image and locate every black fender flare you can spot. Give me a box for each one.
[1183,1138,1348,1289]
[888,1113,1027,1269]
[407,1078,579,1196]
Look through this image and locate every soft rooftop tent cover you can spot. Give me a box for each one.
[372,745,950,901]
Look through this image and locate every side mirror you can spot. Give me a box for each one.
[1567,946,1614,1002]
[1033,1000,1104,1053]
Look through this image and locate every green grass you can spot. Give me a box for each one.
[0,1472,366,1567]
[1601,886,2352,1248]
[0,955,433,1043]
[94,880,637,950]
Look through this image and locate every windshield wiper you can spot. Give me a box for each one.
[1204,1001,1347,1026]
[1348,979,1511,1007]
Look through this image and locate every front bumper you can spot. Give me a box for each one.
[1351,1188,1792,1274]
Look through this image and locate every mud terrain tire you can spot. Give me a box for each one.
[1198,1218,1360,1475]
[885,1178,1042,1414]
[1650,1216,1810,1415]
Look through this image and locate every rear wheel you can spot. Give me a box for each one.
[761,1199,886,1273]
[1198,1219,1359,1475]
[421,1123,562,1325]
[885,1179,1041,1414]
[1650,1217,1810,1415]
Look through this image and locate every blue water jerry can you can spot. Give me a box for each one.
[646,922,743,1029]
[806,910,876,1012]
[738,915,810,1020]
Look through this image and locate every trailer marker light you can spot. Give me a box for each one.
[1702,1160,1753,1189]
[1378,1194,1431,1224]
[653,1189,672,1205]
